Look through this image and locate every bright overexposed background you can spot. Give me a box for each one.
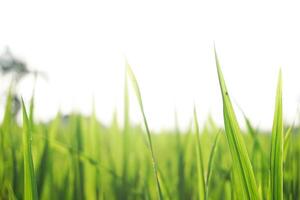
[0,0,299,131]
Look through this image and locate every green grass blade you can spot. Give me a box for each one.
[3,87,19,194]
[36,127,49,199]
[122,71,130,199]
[157,167,172,200]
[214,48,259,200]
[22,98,38,200]
[126,61,163,200]
[270,70,283,200]
[29,94,35,130]
[73,116,85,200]
[194,107,206,200]
[174,111,186,200]
[205,131,221,200]
[283,126,293,162]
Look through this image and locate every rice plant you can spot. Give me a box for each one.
[0,51,299,200]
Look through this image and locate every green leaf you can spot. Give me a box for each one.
[283,126,293,162]
[121,71,130,198]
[270,70,283,200]
[214,48,259,200]
[126,61,163,200]
[22,98,38,200]
[205,131,221,200]
[194,107,206,200]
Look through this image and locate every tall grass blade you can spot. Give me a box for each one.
[126,61,163,200]
[175,111,186,200]
[122,71,130,199]
[205,131,221,200]
[2,88,19,195]
[214,48,259,199]
[283,126,293,162]
[22,98,38,200]
[270,70,283,200]
[194,107,206,200]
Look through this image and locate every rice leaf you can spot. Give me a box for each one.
[2,88,19,194]
[283,126,293,162]
[174,111,186,200]
[193,107,206,200]
[214,48,259,199]
[121,71,130,199]
[205,131,221,200]
[157,167,172,200]
[126,61,163,200]
[36,126,49,198]
[22,98,38,200]
[270,70,283,200]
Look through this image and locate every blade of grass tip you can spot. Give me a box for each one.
[214,47,259,199]
[126,61,163,200]
[205,131,221,200]
[22,98,38,200]
[193,107,206,200]
[270,70,283,200]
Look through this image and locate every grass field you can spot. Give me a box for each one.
[0,51,299,200]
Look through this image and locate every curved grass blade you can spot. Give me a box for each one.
[193,107,206,200]
[214,48,259,200]
[22,98,38,200]
[270,70,283,200]
[205,131,221,200]
[126,61,163,200]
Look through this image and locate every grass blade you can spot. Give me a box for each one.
[270,70,283,200]
[126,61,163,200]
[283,126,293,163]
[205,131,221,200]
[214,48,259,199]
[2,88,19,195]
[121,71,130,199]
[194,107,206,200]
[22,98,38,200]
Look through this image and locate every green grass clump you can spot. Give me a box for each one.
[0,52,299,200]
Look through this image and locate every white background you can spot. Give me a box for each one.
[0,0,299,131]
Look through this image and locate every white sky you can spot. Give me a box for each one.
[0,0,299,131]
